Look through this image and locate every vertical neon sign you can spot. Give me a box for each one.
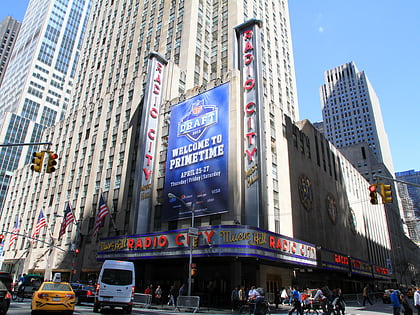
[235,19,266,227]
[135,52,167,234]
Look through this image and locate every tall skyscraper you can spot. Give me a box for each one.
[395,170,420,244]
[1,0,409,290]
[0,16,21,87]
[1,0,299,278]
[320,61,395,181]
[0,0,92,211]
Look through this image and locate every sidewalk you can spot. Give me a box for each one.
[135,300,395,314]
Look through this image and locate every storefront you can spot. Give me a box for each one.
[97,225,317,305]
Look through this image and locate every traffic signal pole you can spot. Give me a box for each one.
[375,174,420,188]
[0,142,52,147]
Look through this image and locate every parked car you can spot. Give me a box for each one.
[382,289,395,304]
[71,283,96,305]
[0,273,12,292]
[31,273,75,314]
[0,280,11,315]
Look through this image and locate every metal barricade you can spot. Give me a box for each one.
[133,293,152,308]
[176,295,200,313]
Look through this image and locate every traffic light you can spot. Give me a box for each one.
[379,184,393,204]
[74,248,80,256]
[191,267,197,277]
[31,151,45,172]
[46,152,58,173]
[369,184,378,205]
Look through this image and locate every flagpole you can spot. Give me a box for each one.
[99,191,118,232]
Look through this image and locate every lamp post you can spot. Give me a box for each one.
[168,193,195,296]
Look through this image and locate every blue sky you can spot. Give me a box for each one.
[2,0,419,173]
[288,1,420,173]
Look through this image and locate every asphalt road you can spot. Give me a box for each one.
[6,299,411,315]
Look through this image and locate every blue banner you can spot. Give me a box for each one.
[163,83,229,221]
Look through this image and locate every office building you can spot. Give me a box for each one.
[320,61,394,180]
[0,16,20,87]
[395,170,420,244]
[0,0,92,211]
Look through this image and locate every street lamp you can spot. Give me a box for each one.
[168,193,195,296]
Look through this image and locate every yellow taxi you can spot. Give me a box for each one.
[31,273,75,314]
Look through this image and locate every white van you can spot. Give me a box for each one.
[93,260,135,314]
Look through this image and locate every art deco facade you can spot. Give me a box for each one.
[0,0,403,300]
[0,0,91,211]
[0,16,20,87]
[320,61,394,179]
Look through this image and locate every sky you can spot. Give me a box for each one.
[1,0,419,173]
[288,1,420,173]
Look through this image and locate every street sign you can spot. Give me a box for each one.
[188,227,198,237]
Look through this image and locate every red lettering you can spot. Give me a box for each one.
[204,231,215,244]
[158,236,168,247]
[154,74,161,85]
[143,168,152,180]
[175,234,184,245]
[153,83,161,94]
[276,238,282,249]
[144,237,152,248]
[136,238,143,248]
[246,132,256,145]
[127,239,135,249]
[148,129,155,140]
[283,240,288,251]
[245,148,257,161]
[244,41,253,53]
[145,154,153,166]
[243,30,253,40]
[245,102,256,114]
[244,53,253,65]
[269,236,275,248]
[150,107,158,118]
[291,242,296,253]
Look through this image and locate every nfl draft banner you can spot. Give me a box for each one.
[163,83,229,221]
[135,52,167,233]
[234,19,267,227]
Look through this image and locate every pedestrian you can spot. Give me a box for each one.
[231,286,239,311]
[167,285,176,306]
[401,292,413,315]
[179,283,185,296]
[313,286,327,313]
[239,286,247,305]
[390,289,401,315]
[145,284,152,294]
[288,286,303,315]
[287,286,293,305]
[281,287,288,305]
[154,285,163,306]
[362,284,372,306]
[414,287,420,315]
[332,288,346,315]
[248,286,258,300]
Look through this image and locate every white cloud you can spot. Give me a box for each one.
[318,26,325,33]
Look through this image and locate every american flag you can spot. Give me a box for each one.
[32,210,47,241]
[8,215,19,247]
[93,195,110,237]
[58,202,75,239]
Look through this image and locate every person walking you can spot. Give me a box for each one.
[414,287,420,315]
[390,289,401,315]
[288,286,303,315]
[167,285,176,307]
[401,292,413,315]
[231,286,239,311]
[154,285,163,306]
[362,284,373,306]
